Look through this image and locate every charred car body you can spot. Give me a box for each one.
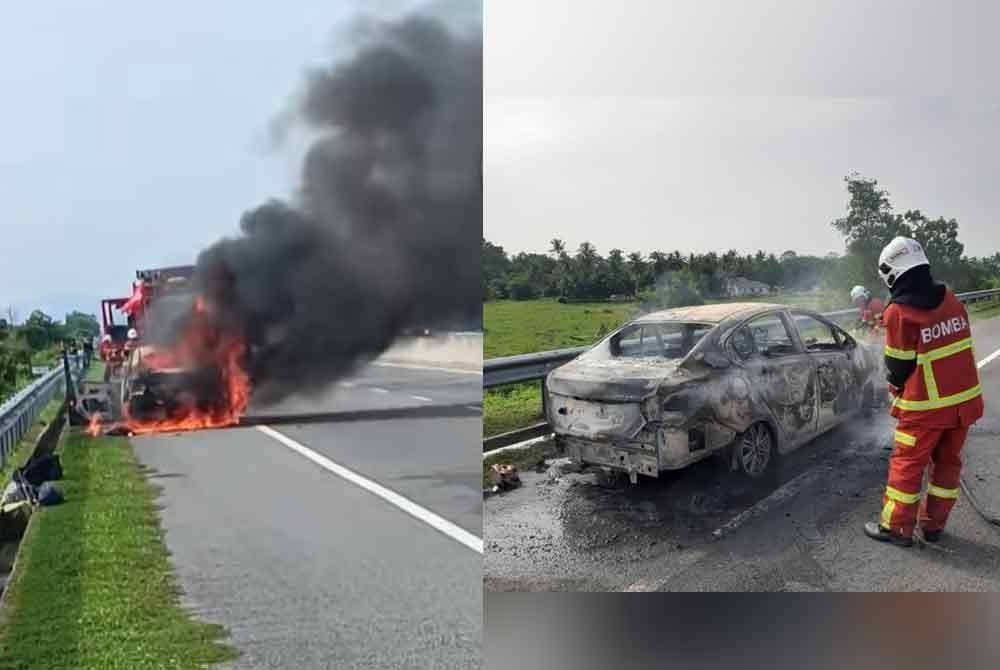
[545,303,883,483]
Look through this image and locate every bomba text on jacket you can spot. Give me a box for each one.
[920,316,969,344]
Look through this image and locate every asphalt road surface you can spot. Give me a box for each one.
[484,315,1000,592]
[132,362,482,669]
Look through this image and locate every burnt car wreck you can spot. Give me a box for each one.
[545,303,883,483]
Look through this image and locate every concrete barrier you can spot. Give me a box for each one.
[376,333,482,372]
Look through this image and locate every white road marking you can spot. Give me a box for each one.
[338,381,356,388]
[370,361,482,376]
[410,395,433,402]
[976,345,1000,369]
[712,468,827,539]
[466,405,482,413]
[256,425,483,554]
[483,433,554,459]
[370,387,390,394]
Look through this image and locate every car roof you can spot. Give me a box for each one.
[633,302,786,325]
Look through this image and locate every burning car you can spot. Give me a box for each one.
[544,303,883,483]
[77,265,250,435]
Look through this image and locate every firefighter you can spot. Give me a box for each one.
[864,237,984,547]
[124,328,140,354]
[850,285,885,331]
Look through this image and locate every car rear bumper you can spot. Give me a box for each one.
[560,435,660,478]
[558,426,717,478]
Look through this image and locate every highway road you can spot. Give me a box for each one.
[132,361,482,669]
[484,315,1000,592]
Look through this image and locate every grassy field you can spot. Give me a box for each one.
[483,383,544,437]
[0,432,238,669]
[484,299,638,358]
[969,296,1000,321]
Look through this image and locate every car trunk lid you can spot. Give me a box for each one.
[546,357,702,402]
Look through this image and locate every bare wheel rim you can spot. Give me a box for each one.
[740,424,772,476]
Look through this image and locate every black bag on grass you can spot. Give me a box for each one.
[37,482,63,506]
[19,453,63,487]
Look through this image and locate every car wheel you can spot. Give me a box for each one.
[737,422,775,479]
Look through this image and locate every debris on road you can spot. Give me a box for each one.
[546,457,583,480]
[488,463,521,493]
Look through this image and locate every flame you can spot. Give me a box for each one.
[120,295,252,436]
[87,414,101,437]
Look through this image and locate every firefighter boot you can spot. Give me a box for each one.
[864,522,913,547]
[922,529,943,543]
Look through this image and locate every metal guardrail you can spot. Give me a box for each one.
[482,287,1000,450]
[0,353,85,468]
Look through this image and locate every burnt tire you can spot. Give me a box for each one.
[737,422,777,480]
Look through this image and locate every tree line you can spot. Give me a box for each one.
[483,174,1000,305]
[0,309,99,401]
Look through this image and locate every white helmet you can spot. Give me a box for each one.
[127,328,139,340]
[878,236,929,288]
[850,285,869,304]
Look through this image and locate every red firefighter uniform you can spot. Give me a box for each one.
[880,289,984,536]
[861,297,885,329]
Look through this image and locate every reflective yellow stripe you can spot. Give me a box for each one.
[923,359,940,402]
[928,484,960,500]
[886,486,921,504]
[893,430,917,447]
[917,337,973,364]
[885,345,916,360]
[892,384,982,411]
[881,500,896,528]
[889,335,981,413]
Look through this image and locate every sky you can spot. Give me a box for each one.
[485,0,1000,260]
[4,1,998,322]
[0,0,433,323]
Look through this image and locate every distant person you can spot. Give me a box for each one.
[850,285,884,331]
[124,328,140,354]
[864,237,983,547]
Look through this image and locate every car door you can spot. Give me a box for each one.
[788,311,856,431]
[729,311,818,449]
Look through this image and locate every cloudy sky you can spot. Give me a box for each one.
[0,0,436,322]
[485,1,1000,259]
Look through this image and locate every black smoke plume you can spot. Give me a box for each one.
[192,12,481,403]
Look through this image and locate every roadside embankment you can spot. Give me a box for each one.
[0,428,237,669]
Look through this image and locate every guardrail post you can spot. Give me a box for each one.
[539,377,547,423]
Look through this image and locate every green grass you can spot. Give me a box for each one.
[484,299,637,358]
[0,394,64,482]
[483,383,544,437]
[85,360,106,382]
[969,297,1000,322]
[483,442,555,488]
[0,432,238,669]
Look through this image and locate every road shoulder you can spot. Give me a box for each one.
[0,431,237,669]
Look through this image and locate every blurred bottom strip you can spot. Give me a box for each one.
[485,592,1000,670]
